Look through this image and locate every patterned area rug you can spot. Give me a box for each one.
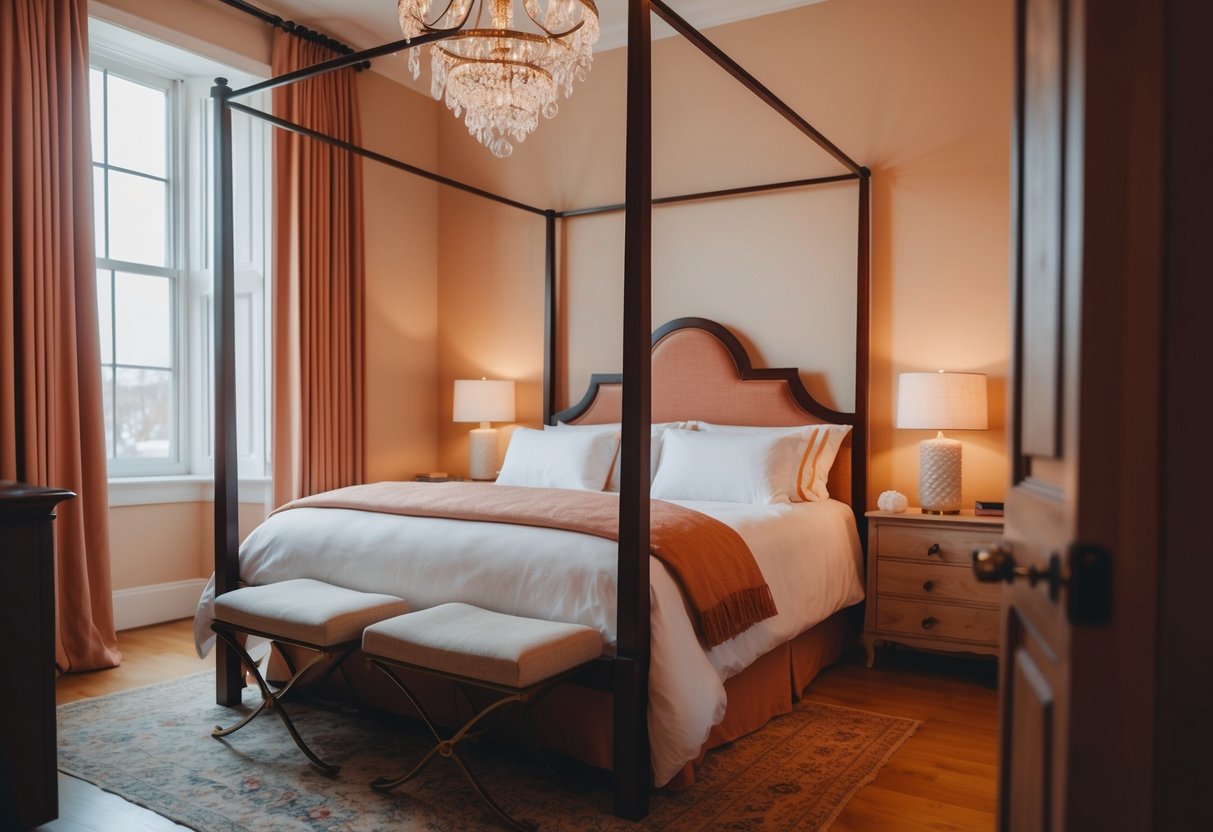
[58,672,916,831]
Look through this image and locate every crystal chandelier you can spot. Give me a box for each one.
[398,0,599,158]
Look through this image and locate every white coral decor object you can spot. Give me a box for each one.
[877,490,909,513]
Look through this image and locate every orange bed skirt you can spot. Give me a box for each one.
[524,609,850,787]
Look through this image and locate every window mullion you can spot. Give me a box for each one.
[109,269,117,459]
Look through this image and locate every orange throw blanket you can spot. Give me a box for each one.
[280,482,778,647]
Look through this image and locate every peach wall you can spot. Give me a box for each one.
[91,0,440,599]
[435,0,1013,507]
[108,501,265,591]
[359,71,441,482]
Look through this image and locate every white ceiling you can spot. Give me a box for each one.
[251,0,828,92]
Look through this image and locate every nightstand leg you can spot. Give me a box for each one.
[864,636,876,668]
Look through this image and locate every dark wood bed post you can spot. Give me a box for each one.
[211,78,243,706]
[543,209,558,425]
[614,0,653,819]
[854,172,872,536]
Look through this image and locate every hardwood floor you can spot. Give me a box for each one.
[45,620,997,830]
[808,649,999,831]
[54,619,209,707]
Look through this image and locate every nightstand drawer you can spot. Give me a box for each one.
[876,598,1000,645]
[875,524,1001,565]
[878,560,1003,604]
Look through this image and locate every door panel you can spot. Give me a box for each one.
[1019,0,1064,459]
[1008,642,1053,832]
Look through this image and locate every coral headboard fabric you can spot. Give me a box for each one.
[565,324,856,507]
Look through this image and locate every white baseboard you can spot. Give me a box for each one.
[113,578,209,632]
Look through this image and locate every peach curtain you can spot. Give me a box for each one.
[271,31,366,506]
[0,0,121,671]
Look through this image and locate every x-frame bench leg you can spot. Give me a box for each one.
[369,659,535,832]
[210,623,353,775]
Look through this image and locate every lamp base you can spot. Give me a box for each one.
[467,427,499,481]
[919,432,962,514]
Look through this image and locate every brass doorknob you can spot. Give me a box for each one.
[972,545,1065,601]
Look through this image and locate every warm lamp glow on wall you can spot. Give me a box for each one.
[453,379,515,480]
[897,372,989,514]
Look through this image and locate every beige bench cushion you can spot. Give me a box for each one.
[363,603,604,689]
[214,579,407,647]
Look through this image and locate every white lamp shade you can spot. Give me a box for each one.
[453,379,515,424]
[896,372,989,431]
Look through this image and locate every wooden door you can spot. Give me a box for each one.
[1001,0,1075,826]
[997,0,1173,828]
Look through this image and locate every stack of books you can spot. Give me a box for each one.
[975,500,1004,517]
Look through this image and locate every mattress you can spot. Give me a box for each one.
[194,491,864,785]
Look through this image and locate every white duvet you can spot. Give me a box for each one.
[193,494,864,785]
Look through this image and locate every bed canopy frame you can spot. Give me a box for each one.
[210,0,869,819]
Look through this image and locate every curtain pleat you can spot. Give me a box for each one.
[271,31,366,506]
[1,0,121,672]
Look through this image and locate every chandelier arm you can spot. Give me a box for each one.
[521,0,599,30]
[527,18,586,40]
[520,0,590,40]
[423,0,459,29]
[406,0,475,36]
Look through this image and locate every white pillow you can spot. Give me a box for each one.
[696,422,852,501]
[548,421,692,491]
[650,429,805,504]
[496,427,618,491]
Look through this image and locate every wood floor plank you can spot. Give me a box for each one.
[48,621,999,830]
[38,773,190,832]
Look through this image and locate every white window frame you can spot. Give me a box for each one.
[89,25,272,495]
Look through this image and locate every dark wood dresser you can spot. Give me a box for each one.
[0,481,75,829]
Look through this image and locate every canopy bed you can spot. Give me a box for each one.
[208,0,870,820]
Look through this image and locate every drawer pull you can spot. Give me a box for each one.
[921,616,938,630]
[922,580,935,592]
[927,543,941,556]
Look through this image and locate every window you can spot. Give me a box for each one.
[89,25,270,486]
[91,63,181,473]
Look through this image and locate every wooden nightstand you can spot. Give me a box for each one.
[863,509,1004,667]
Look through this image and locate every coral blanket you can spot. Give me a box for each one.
[280,482,778,646]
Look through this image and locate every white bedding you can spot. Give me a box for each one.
[193,492,864,786]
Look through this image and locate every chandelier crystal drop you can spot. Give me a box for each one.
[398,0,599,158]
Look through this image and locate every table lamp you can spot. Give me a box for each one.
[896,371,988,514]
[453,379,515,480]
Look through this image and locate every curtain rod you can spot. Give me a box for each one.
[217,0,371,71]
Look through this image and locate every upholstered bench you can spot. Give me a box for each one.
[211,578,408,774]
[362,603,604,831]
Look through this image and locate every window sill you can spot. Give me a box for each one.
[107,475,272,507]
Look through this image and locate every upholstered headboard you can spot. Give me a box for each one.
[552,318,865,512]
